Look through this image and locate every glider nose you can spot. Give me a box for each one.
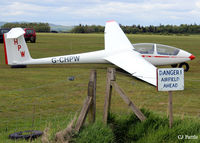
[189,54,195,60]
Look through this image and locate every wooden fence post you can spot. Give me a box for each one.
[74,81,94,132]
[88,70,96,123]
[111,82,146,121]
[74,96,92,132]
[103,68,116,124]
[168,91,173,128]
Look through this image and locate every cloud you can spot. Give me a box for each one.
[0,0,199,25]
[0,2,49,16]
[196,1,200,8]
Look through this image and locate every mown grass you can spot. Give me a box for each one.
[0,33,199,142]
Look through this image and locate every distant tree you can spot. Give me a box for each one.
[70,23,200,34]
[71,24,104,33]
[2,22,50,32]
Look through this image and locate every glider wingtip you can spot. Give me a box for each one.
[106,20,116,23]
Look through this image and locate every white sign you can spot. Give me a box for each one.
[157,68,184,91]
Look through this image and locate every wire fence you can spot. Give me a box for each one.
[0,70,199,137]
[0,74,87,136]
[116,70,200,117]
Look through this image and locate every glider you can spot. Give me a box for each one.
[132,43,195,72]
[3,21,195,86]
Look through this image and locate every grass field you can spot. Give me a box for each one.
[0,33,199,142]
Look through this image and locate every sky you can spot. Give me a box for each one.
[0,0,200,26]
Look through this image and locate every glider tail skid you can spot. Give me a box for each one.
[104,21,157,86]
[4,28,32,67]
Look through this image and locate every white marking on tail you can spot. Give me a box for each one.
[3,28,32,65]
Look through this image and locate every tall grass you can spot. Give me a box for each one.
[107,109,200,143]
[74,109,200,143]
[74,121,114,143]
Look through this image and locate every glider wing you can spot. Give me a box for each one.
[105,50,157,86]
[104,20,157,86]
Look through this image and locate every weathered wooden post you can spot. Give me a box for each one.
[74,83,93,131]
[75,70,96,131]
[168,91,173,128]
[103,68,146,123]
[55,70,97,142]
[103,68,115,124]
[88,70,96,123]
[111,82,146,121]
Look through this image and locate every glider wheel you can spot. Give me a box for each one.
[171,64,178,68]
[30,36,36,43]
[179,62,189,72]
[9,130,43,140]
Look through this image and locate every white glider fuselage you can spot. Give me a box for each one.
[143,50,193,66]
[22,50,108,65]
[132,43,195,66]
[23,47,193,66]
[3,21,195,86]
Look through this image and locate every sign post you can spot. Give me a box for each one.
[168,91,173,128]
[157,68,184,128]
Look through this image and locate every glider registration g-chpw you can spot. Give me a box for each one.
[3,21,195,86]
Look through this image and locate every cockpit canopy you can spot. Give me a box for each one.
[132,43,180,55]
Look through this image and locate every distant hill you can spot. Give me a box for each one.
[49,23,74,32]
[0,22,6,27]
[0,22,74,32]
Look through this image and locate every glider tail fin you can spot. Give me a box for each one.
[4,28,32,66]
[104,20,134,52]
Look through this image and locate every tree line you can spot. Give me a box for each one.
[2,22,200,34]
[70,24,200,34]
[70,24,104,33]
[1,22,50,32]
